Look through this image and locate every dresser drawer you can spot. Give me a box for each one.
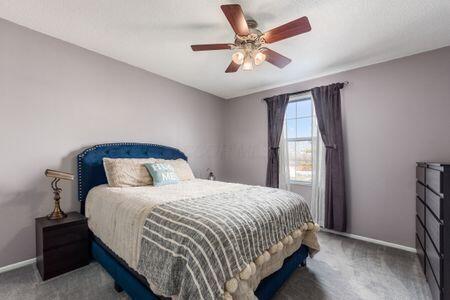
[416,197,426,224]
[426,257,442,300]
[416,165,426,185]
[427,167,443,195]
[426,208,443,253]
[415,234,425,273]
[43,223,88,251]
[416,182,426,201]
[416,216,426,248]
[426,187,443,220]
[426,233,442,287]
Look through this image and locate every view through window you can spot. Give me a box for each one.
[285,94,313,183]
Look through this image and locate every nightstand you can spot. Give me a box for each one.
[35,212,90,280]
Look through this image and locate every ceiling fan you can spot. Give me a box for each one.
[191,4,311,73]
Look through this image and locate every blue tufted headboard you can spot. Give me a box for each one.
[77,143,187,214]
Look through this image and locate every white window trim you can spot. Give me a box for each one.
[286,92,313,185]
[290,180,312,186]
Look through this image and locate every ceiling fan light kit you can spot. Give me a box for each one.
[242,53,254,71]
[191,4,311,73]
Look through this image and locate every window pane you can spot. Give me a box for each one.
[297,99,311,117]
[297,117,312,138]
[294,141,312,182]
[286,102,296,119]
[288,141,296,179]
[286,119,296,139]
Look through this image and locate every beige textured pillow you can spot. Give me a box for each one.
[156,158,195,181]
[103,158,156,187]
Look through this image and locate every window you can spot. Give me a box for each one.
[285,93,313,184]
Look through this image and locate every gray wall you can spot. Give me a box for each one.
[223,47,450,248]
[1,15,450,268]
[0,19,226,267]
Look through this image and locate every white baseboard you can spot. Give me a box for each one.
[321,228,416,253]
[0,230,416,274]
[0,258,36,274]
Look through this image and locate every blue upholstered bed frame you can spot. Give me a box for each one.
[77,143,309,300]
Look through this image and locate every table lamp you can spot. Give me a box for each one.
[45,169,74,220]
[207,168,216,181]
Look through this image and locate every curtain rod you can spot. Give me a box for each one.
[262,81,349,102]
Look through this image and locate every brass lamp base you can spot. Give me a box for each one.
[47,202,67,220]
[47,190,67,220]
[45,170,73,220]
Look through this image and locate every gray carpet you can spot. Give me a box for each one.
[0,232,431,299]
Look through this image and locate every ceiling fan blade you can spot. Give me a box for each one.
[225,61,241,73]
[263,16,311,44]
[221,4,250,36]
[191,44,233,51]
[260,48,292,68]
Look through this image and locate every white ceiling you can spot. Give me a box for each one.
[1,0,449,99]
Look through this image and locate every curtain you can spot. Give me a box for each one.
[278,122,291,191]
[264,94,289,188]
[311,101,326,226]
[311,83,346,231]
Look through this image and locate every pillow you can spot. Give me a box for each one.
[156,158,195,181]
[144,163,180,186]
[103,158,156,187]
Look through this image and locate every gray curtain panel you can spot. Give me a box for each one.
[264,94,289,188]
[311,83,346,231]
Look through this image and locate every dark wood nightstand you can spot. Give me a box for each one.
[35,211,90,280]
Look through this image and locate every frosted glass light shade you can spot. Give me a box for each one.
[242,54,253,71]
[232,51,244,64]
[254,51,266,66]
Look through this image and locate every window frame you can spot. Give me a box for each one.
[286,92,313,186]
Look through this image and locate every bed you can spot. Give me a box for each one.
[77,143,320,300]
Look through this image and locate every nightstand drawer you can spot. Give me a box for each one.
[42,240,90,279]
[43,223,88,250]
[36,212,90,281]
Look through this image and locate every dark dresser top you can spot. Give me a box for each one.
[417,162,450,168]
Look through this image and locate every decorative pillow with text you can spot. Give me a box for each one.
[144,163,180,186]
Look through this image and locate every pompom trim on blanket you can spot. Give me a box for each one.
[224,222,320,299]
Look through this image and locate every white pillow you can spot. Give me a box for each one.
[103,157,194,187]
[156,158,195,181]
[103,158,156,187]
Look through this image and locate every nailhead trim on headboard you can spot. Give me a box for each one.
[77,143,188,211]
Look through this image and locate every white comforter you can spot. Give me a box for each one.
[86,180,250,268]
[85,179,320,299]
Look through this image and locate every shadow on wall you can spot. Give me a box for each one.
[0,145,87,218]
[0,145,90,267]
